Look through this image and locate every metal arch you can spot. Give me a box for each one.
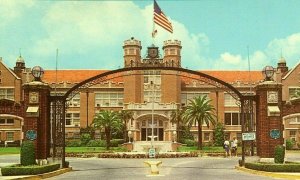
[64,66,243,99]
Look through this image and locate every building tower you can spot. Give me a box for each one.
[14,55,26,78]
[123,37,143,103]
[161,40,182,103]
[275,56,288,83]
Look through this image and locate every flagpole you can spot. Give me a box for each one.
[152,0,155,45]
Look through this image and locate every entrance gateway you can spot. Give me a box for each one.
[6,38,282,167]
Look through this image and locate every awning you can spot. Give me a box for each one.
[268,106,280,113]
[268,106,280,116]
[26,107,39,113]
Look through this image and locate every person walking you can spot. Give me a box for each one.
[231,137,238,157]
[224,139,230,157]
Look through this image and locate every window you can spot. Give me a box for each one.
[224,93,238,107]
[6,132,14,141]
[69,94,80,107]
[289,87,300,100]
[204,132,210,141]
[95,92,124,107]
[181,92,209,106]
[290,131,296,142]
[289,116,300,124]
[0,88,14,100]
[6,119,14,124]
[144,70,161,103]
[65,112,80,126]
[225,112,240,125]
[0,118,14,125]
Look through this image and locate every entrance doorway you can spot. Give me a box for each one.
[141,119,164,141]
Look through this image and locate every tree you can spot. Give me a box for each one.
[213,122,225,146]
[119,110,134,142]
[183,95,216,150]
[92,110,122,150]
[170,108,184,142]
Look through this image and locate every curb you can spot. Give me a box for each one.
[235,166,300,179]
[8,167,72,180]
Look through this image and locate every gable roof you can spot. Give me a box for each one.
[282,60,300,80]
[0,59,21,80]
[43,69,263,84]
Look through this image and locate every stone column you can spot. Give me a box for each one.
[23,81,51,161]
[255,81,283,158]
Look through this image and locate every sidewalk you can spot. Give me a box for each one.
[236,166,300,179]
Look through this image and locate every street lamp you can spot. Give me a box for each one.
[31,66,44,81]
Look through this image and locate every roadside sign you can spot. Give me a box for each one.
[149,148,156,158]
[242,132,256,141]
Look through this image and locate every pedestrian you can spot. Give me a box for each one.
[231,137,238,157]
[224,139,230,157]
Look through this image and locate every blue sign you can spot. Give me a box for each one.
[26,130,37,140]
[270,129,281,139]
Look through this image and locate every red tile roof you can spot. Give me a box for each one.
[43,70,263,84]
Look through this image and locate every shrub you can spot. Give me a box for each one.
[286,139,295,150]
[110,139,122,147]
[183,139,196,147]
[66,140,81,147]
[1,163,60,176]
[245,162,300,172]
[87,140,106,147]
[274,145,285,164]
[20,141,36,166]
[80,133,92,145]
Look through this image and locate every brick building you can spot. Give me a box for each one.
[0,38,299,148]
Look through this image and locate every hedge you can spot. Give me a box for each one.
[20,141,36,166]
[245,162,300,172]
[1,163,60,176]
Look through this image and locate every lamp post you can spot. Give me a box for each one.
[151,80,155,148]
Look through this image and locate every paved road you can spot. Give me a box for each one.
[2,153,298,179]
[48,157,277,180]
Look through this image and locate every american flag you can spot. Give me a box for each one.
[153,0,173,33]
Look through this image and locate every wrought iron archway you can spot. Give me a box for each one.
[50,66,257,167]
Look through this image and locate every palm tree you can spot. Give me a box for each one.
[183,95,216,150]
[119,110,134,142]
[170,108,184,142]
[92,110,122,150]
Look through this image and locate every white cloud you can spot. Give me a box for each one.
[0,0,34,28]
[220,53,241,64]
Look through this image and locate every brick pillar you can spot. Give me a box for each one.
[255,82,283,158]
[23,81,50,160]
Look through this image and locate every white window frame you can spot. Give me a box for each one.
[6,132,14,141]
[224,93,239,107]
[181,91,210,106]
[65,112,80,127]
[289,116,300,124]
[69,94,80,107]
[224,111,240,126]
[0,88,15,100]
[288,87,300,100]
[95,92,124,107]
[144,70,161,103]
[289,130,296,142]
[0,118,14,125]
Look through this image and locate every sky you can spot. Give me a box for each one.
[1,0,300,71]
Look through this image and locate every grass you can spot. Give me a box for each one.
[0,147,20,155]
[178,146,224,152]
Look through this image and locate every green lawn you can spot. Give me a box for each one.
[0,147,20,155]
[178,146,224,152]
